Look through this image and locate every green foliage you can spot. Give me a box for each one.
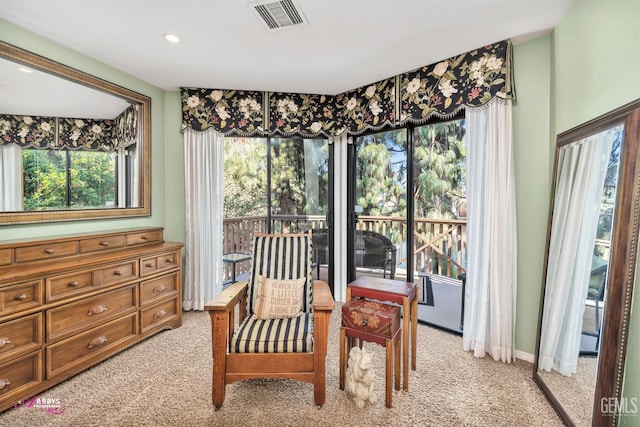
[223,138,268,218]
[354,118,466,220]
[223,137,329,219]
[23,149,116,210]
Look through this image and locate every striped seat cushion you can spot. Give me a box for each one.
[231,313,314,353]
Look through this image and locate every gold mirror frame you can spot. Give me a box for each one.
[0,41,151,224]
[533,99,640,426]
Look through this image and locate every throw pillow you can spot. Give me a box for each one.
[254,275,306,319]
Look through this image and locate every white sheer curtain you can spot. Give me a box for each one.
[463,99,517,363]
[538,131,614,376]
[0,143,23,211]
[183,128,225,311]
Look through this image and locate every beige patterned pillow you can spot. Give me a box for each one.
[254,275,306,319]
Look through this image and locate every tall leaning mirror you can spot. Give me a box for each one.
[534,100,640,426]
[0,41,150,224]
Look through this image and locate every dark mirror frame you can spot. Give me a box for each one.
[0,41,151,224]
[533,99,640,426]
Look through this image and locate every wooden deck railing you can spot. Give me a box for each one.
[222,215,467,282]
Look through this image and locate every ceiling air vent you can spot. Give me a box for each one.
[249,0,308,31]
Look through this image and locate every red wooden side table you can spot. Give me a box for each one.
[346,276,417,391]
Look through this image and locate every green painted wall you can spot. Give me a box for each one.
[511,36,552,356]
[0,18,169,240]
[553,0,640,422]
[162,90,186,244]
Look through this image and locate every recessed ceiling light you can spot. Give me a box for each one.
[162,33,180,43]
[18,66,33,73]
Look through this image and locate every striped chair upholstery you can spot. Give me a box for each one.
[231,233,314,354]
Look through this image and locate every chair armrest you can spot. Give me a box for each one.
[312,280,334,311]
[205,280,248,312]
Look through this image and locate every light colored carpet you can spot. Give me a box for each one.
[0,306,562,427]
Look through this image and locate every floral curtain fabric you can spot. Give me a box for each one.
[181,39,514,138]
[0,104,139,151]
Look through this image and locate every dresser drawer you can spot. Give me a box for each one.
[1,281,42,316]
[14,241,77,263]
[46,270,94,303]
[126,230,162,246]
[99,260,138,287]
[0,351,42,399]
[46,313,138,378]
[45,260,138,303]
[140,251,180,277]
[140,272,179,306]
[0,249,12,266]
[78,235,125,253]
[141,297,179,334]
[0,313,42,364]
[46,284,138,342]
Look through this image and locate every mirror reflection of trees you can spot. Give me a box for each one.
[23,149,116,210]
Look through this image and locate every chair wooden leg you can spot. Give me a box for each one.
[385,339,392,408]
[210,311,227,409]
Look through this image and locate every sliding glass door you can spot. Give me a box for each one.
[223,136,333,292]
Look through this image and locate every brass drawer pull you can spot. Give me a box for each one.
[14,294,27,301]
[113,270,123,276]
[87,336,107,349]
[165,258,175,264]
[0,379,10,389]
[68,281,79,287]
[0,337,11,347]
[145,262,154,268]
[153,309,167,319]
[99,241,110,246]
[153,285,167,294]
[140,235,149,240]
[44,248,55,254]
[87,305,108,316]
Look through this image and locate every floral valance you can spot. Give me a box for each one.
[181,39,514,138]
[0,104,139,151]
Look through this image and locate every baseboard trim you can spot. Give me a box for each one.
[516,349,535,363]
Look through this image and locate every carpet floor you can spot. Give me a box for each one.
[0,306,563,427]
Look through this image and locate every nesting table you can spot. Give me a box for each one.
[346,276,418,390]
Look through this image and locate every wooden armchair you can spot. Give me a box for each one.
[205,233,334,409]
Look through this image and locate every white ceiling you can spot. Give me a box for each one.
[0,0,574,95]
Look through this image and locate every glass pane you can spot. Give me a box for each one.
[69,151,116,208]
[223,137,268,256]
[23,149,116,210]
[412,118,466,332]
[270,137,329,233]
[354,129,407,280]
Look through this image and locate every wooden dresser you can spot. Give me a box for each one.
[0,227,183,412]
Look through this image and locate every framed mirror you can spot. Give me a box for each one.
[0,41,150,224]
[534,99,640,426]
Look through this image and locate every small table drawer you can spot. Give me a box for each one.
[0,351,42,399]
[140,251,180,276]
[46,313,138,378]
[1,281,42,316]
[14,241,77,263]
[79,235,125,253]
[141,297,179,334]
[46,284,138,342]
[126,230,162,246]
[140,272,179,306]
[0,313,42,364]
[0,249,12,266]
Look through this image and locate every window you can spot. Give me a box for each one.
[23,149,117,210]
